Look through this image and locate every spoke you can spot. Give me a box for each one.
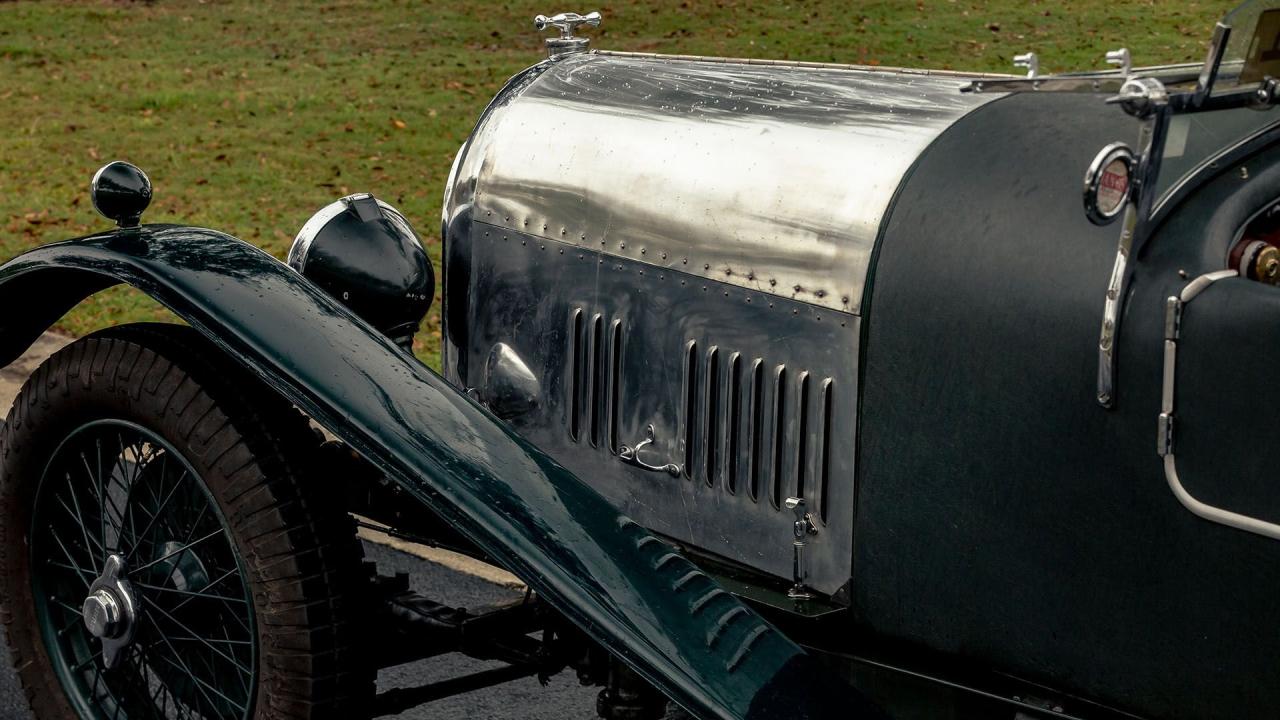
[55,490,103,556]
[219,615,252,698]
[150,643,219,717]
[81,446,129,555]
[133,581,248,605]
[132,634,178,718]
[150,632,246,714]
[142,596,253,675]
[129,528,223,576]
[110,677,124,720]
[52,597,86,616]
[169,567,250,634]
[94,441,105,558]
[71,648,103,674]
[167,635,252,646]
[56,612,84,637]
[178,499,211,548]
[141,651,170,719]
[47,559,94,585]
[130,468,188,558]
[171,566,237,608]
[59,476,102,572]
[45,527,93,590]
[88,661,102,707]
[122,642,161,720]
[126,494,142,563]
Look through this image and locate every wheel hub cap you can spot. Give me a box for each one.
[83,554,139,668]
[82,588,123,639]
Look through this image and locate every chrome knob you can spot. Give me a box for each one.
[533,11,601,57]
[1106,48,1132,77]
[1013,52,1039,79]
[82,589,124,639]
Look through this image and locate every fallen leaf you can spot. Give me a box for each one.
[392,118,407,129]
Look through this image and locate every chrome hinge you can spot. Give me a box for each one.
[1157,412,1175,456]
[1163,296,1183,341]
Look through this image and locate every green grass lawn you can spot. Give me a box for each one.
[0,0,1233,368]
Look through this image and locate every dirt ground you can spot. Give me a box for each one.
[0,332,71,417]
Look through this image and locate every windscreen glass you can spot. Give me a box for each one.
[1214,0,1280,93]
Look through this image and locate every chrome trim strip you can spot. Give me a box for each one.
[288,197,349,272]
[593,49,1016,78]
[1158,269,1280,541]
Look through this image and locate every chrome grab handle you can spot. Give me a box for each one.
[533,11,601,38]
[618,424,681,477]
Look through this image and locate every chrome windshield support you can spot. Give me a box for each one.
[1097,80,1171,408]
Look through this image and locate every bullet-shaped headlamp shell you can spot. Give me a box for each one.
[91,161,153,228]
[289,194,434,349]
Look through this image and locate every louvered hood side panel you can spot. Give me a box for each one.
[460,223,858,599]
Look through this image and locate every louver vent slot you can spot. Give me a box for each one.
[705,346,720,486]
[819,378,834,522]
[569,309,583,442]
[589,314,604,447]
[771,365,787,509]
[680,345,834,521]
[608,320,622,453]
[749,360,764,502]
[568,309,621,449]
[726,353,742,495]
[683,341,699,477]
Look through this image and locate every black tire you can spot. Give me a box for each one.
[0,323,373,719]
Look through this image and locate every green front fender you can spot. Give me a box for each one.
[0,225,876,720]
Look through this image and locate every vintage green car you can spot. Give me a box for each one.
[1,2,1278,719]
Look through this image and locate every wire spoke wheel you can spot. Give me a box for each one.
[0,325,372,720]
[31,421,256,720]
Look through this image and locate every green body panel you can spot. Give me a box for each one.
[0,225,872,720]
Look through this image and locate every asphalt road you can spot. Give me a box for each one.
[0,333,600,719]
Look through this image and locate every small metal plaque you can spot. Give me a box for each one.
[1083,142,1134,226]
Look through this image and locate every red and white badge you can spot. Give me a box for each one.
[1084,143,1135,226]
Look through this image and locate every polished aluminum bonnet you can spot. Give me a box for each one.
[446,52,1005,314]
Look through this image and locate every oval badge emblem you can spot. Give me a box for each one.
[1084,143,1135,226]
